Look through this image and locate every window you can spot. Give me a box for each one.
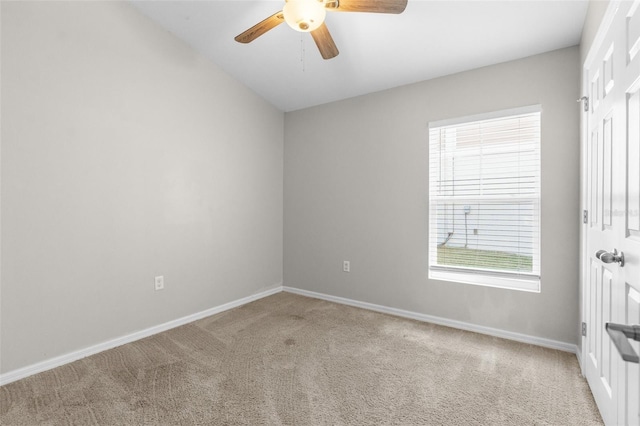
[428,106,541,292]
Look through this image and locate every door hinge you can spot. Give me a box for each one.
[582,322,587,337]
[577,96,589,112]
[583,210,588,224]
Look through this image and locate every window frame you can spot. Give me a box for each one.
[427,105,542,293]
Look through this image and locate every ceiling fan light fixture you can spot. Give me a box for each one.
[283,0,326,32]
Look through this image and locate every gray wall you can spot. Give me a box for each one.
[580,0,610,62]
[1,1,284,373]
[284,46,581,344]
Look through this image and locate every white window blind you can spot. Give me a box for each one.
[428,107,541,292]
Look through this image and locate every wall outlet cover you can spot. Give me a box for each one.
[154,276,164,291]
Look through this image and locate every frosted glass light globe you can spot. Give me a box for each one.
[283,0,326,32]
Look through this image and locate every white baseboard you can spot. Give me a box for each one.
[576,341,585,374]
[2,284,581,387]
[0,285,283,386]
[283,286,580,356]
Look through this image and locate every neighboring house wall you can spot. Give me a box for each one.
[436,203,535,256]
[1,1,284,373]
[284,46,580,344]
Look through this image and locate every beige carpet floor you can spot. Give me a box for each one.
[1,292,602,425]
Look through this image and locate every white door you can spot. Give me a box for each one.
[583,1,640,425]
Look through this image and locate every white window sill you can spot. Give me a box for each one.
[429,269,540,293]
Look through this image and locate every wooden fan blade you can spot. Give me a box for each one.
[329,0,407,14]
[311,23,339,60]
[235,11,285,43]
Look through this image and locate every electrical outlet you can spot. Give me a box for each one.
[343,261,350,273]
[154,276,164,291]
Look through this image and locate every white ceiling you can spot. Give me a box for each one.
[131,0,588,112]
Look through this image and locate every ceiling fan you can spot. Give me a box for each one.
[234,0,408,60]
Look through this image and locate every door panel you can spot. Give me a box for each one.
[591,128,600,227]
[603,115,613,228]
[585,16,619,422]
[626,285,640,425]
[590,261,600,366]
[621,58,640,424]
[628,86,640,234]
[602,268,614,396]
[627,1,640,63]
[604,44,615,97]
[584,2,640,424]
